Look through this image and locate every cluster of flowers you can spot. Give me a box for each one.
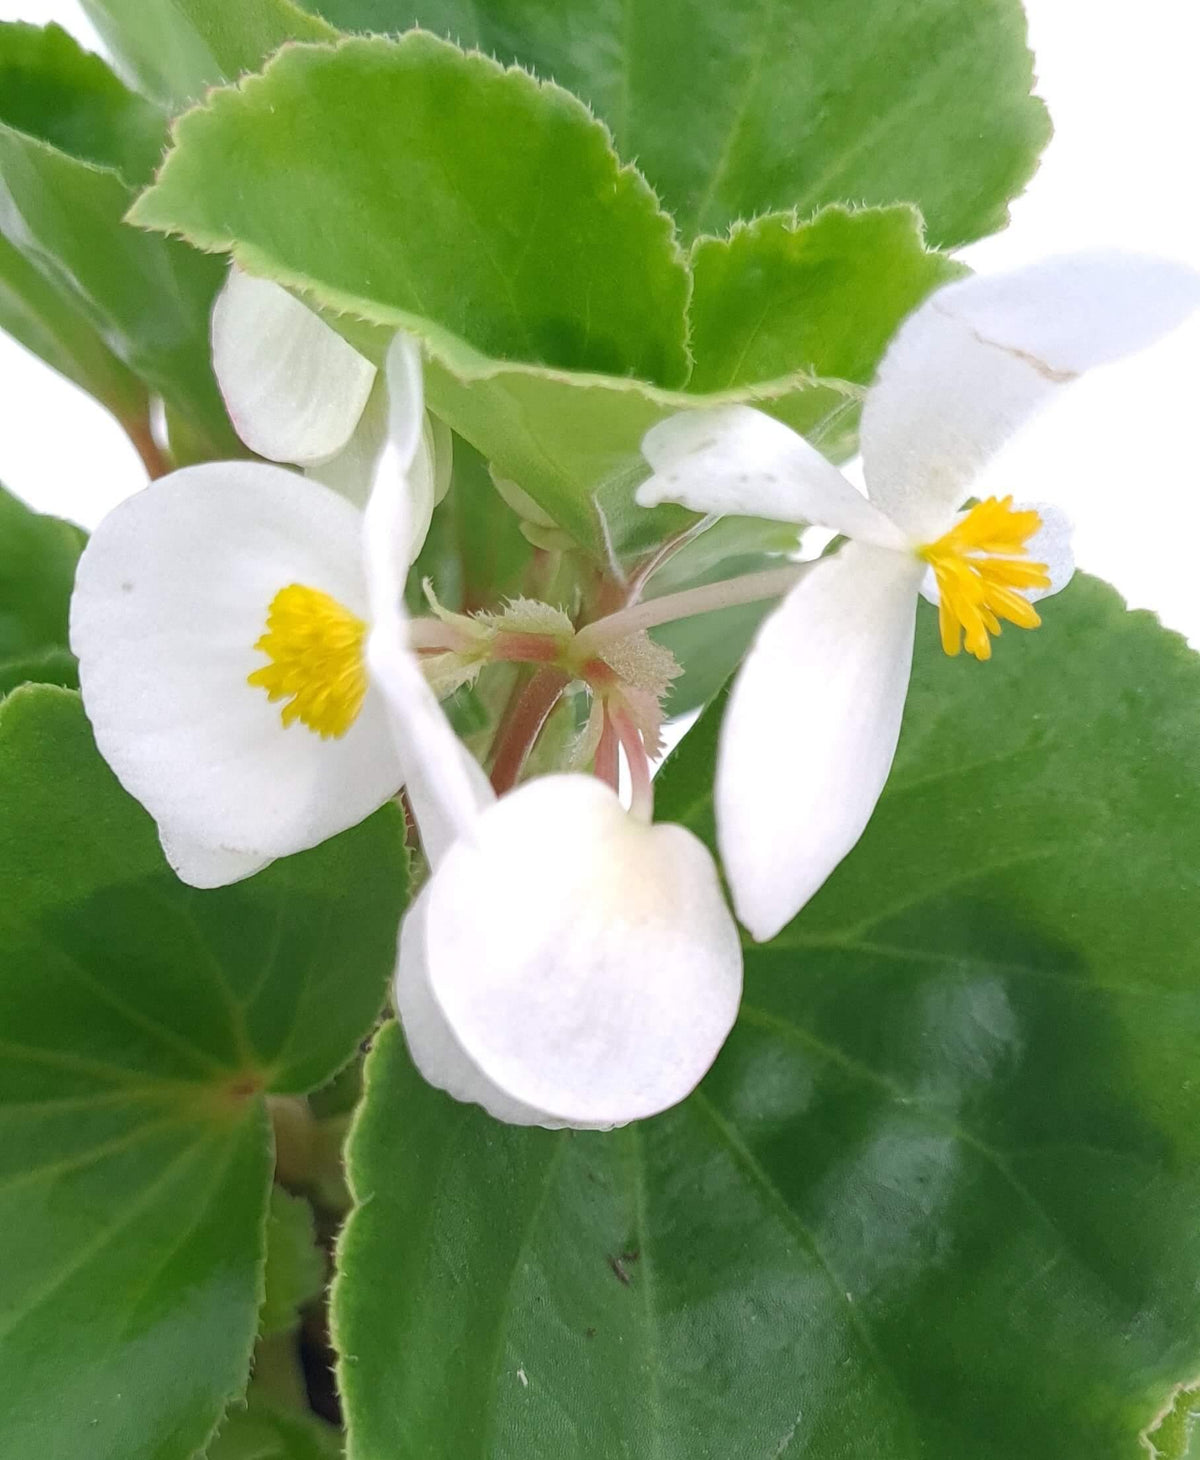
[69,253,1199,1128]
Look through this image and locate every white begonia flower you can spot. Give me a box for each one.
[69,340,443,889]
[211,265,452,534]
[366,336,744,1130]
[637,251,1200,944]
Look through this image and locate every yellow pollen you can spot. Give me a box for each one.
[918,496,1052,662]
[247,583,367,738]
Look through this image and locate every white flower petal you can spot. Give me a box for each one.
[70,461,402,881]
[862,251,1200,538]
[394,888,564,1127]
[157,826,272,889]
[212,266,376,466]
[718,542,923,942]
[1024,503,1075,601]
[310,380,445,565]
[429,413,454,506]
[917,500,1076,608]
[306,376,388,509]
[363,335,493,864]
[639,404,906,548]
[417,774,742,1128]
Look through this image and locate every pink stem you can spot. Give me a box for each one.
[489,668,567,794]
[594,713,619,792]
[611,708,654,824]
[576,563,808,652]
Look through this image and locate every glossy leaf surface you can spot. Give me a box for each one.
[334,578,1200,1458]
[0,688,406,1460]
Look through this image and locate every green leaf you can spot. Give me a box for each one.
[205,1398,342,1460]
[0,24,239,458]
[131,33,692,389]
[687,205,966,395]
[78,0,336,109]
[0,687,407,1460]
[0,230,148,427]
[135,38,951,547]
[0,644,80,697]
[0,22,164,185]
[300,0,1049,248]
[333,577,1200,1458]
[0,482,85,694]
[1146,1385,1200,1460]
[260,1189,325,1338]
[411,434,533,614]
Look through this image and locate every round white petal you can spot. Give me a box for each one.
[212,266,377,466]
[70,461,402,870]
[420,775,743,1128]
[394,888,567,1127]
[311,380,445,565]
[363,334,493,863]
[639,404,906,548]
[157,826,272,889]
[862,251,1200,539]
[306,376,388,509]
[717,542,923,942]
[917,501,1075,608]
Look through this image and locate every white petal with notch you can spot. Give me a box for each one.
[862,251,1200,540]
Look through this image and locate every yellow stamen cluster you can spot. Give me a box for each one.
[247,583,367,738]
[918,496,1051,662]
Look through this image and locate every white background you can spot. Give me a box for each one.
[3,0,1200,637]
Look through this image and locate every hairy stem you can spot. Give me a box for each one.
[577,562,809,651]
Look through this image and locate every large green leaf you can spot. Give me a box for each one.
[0,22,164,185]
[333,577,1200,1458]
[132,40,954,548]
[131,33,692,389]
[0,688,407,1460]
[299,0,1049,248]
[0,23,239,459]
[0,482,85,694]
[78,0,336,108]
